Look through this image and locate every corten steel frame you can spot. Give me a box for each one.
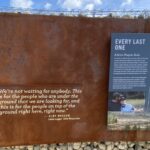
[0,13,149,146]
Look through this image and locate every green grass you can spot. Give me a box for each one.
[126,99,145,108]
[107,112,118,124]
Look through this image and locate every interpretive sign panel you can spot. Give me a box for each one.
[108,33,150,130]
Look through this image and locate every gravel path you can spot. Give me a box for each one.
[1,142,150,150]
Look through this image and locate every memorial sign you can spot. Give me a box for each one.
[0,13,149,146]
[108,33,150,130]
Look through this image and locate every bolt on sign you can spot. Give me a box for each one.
[0,13,149,146]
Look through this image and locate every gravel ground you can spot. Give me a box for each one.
[1,142,150,150]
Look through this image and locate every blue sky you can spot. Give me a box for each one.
[0,0,150,11]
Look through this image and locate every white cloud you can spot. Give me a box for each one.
[93,0,102,5]
[44,3,52,10]
[84,3,94,10]
[10,0,34,9]
[59,0,102,10]
[121,0,133,7]
[62,0,82,10]
[57,0,62,5]
[84,0,102,5]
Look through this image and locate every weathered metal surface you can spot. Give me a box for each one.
[0,14,148,146]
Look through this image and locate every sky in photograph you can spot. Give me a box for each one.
[0,0,149,12]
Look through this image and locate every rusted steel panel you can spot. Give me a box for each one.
[0,14,148,145]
